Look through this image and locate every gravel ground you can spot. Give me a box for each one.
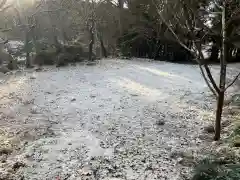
[0,59,239,180]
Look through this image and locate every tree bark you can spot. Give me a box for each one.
[118,0,123,35]
[25,31,31,68]
[88,23,94,61]
[214,91,224,141]
[100,37,107,58]
[236,49,240,60]
[88,0,95,61]
[209,42,219,62]
[214,3,227,141]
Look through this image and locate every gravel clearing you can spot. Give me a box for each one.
[0,59,239,180]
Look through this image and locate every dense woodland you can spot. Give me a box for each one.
[0,0,239,65]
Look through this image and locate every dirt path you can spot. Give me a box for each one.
[0,59,239,180]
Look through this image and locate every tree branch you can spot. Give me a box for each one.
[153,0,218,97]
[193,41,220,94]
[225,72,240,91]
[198,64,218,97]
[153,1,193,53]
[204,64,220,94]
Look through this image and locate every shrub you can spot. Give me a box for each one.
[192,157,240,180]
[56,52,74,67]
[33,50,57,66]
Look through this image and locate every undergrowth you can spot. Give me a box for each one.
[192,114,240,180]
[192,157,240,180]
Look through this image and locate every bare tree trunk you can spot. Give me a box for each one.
[214,3,227,141]
[88,0,95,61]
[88,22,94,61]
[54,34,62,54]
[118,0,123,35]
[209,41,219,62]
[25,31,31,68]
[100,36,107,58]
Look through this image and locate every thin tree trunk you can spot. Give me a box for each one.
[100,37,107,58]
[214,91,224,140]
[214,3,227,141]
[25,31,31,68]
[153,40,161,60]
[118,0,123,35]
[209,42,219,62]
[88,23,94,61]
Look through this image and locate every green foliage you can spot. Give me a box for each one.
[192,157,240,180]
[232,125,240,137]
[33,43,92,66]
[227,124,240,147]
[33,49,57,66]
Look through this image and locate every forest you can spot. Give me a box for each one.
[0,0,240,180]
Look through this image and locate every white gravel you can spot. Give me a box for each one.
[0,59,239,180]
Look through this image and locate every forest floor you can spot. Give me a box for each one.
[0,59,239,180]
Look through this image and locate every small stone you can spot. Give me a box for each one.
[130,94,138,97]
[35,67,43,72]
[78,166,93,176]
[12,161,25,171]
[71,98,76,102]
[90,94,96,98]
[86,61,97,66]
[30,76,36,79]
[156,119,165,126]
[177,157,184,164]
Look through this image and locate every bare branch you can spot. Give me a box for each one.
[225,72,240,91]
[198,63,218,97]
[204,64,220,94]
[213,0,223,10]
[153,0,219,97]
[153,1,192,53]
[194,41,220,94]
